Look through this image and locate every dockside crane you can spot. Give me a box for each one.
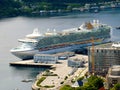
[91,37,95,75]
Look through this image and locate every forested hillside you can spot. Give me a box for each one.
[0,0,21,18]
[0,0,118,18]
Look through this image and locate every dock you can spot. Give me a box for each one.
[9,60,53,68]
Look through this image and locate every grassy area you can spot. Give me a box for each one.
[43,69,58,76]
[60,85,73,90]
[36,76,46,87]
[43,85,55,88]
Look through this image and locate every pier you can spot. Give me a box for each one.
[9,60,53,68]
[31,54,88,90]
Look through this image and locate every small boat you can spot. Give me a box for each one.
[21,79,33,82]
[116,27,120,29]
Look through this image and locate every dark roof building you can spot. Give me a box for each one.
[88,42,120,76]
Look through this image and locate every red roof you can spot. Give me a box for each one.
[99,87,105,90]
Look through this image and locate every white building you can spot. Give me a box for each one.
[68,59,84,68]
[106,65,120,89]
[34,54,58,64]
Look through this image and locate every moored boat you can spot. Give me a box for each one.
[116,26,120,29]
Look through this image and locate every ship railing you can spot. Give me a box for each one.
[38,35,110,50]
[36,28,110,48]
[38,35,110,48]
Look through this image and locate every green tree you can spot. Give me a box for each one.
[111,83,120,90]
[77,76,84,81]
[0,0,21,18]
[83,83,98,90]
[0,0,117,18]
[60,85,73,90]
[80,75,104,90]
[87,75,104,89]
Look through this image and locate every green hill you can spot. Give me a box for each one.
[0,0,118,18]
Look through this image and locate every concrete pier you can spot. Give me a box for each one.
[32,54,88,90]
[9,60,53,68]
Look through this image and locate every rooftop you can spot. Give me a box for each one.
[90,42,120,49]
[111,65,120,69]
[109,65,120,76]
[35,51,75,57]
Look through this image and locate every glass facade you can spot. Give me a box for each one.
[34,54,58,64]
[88,45,120,75]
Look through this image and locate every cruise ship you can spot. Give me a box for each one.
[10,20,111,60]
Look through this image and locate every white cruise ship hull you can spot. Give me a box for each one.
[11,49,39,60]
[11,46,73,60]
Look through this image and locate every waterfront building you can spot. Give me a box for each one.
[68,58,84,68]
[34,54,58,64]
[106,65,120,89]
[88,42,120,76]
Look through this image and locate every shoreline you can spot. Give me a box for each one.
[30,54,88,90]
[1,7,120,20]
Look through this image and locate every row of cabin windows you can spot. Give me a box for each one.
[95,49,120,54]
[34,56,57,60]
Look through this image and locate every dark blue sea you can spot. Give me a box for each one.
[0,9,120,90]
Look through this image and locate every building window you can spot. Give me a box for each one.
[101,50,103,53]
[96,50,99,53]
[114,50,116,53]
[112,79,118,84]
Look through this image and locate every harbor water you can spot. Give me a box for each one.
[0,9,120,90]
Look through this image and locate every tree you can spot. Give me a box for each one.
[60,85,73,90]
[0,0,21,18]
[83,75,104,90]
[83,83,98,90]
[111,83,120,90]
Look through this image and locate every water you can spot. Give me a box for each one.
[0,9,120,90]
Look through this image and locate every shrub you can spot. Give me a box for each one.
[64,76,68,80]
[43,85,55,88]
[60,81,64,84]
[60,85,73,90]
[77,76,84,81]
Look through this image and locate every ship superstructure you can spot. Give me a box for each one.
[10,20,111,60]
[10,28,42,59]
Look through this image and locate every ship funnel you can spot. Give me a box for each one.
[93,20,96,24]
[54,29,56,32]
[33,28,39,34]
[93,20,100,28]
[26,28,42,39]
[47,28,50,32]
[93,20,99,24]
[53,29,57,35]
[96,20,99,24]
[86,22,93,30]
